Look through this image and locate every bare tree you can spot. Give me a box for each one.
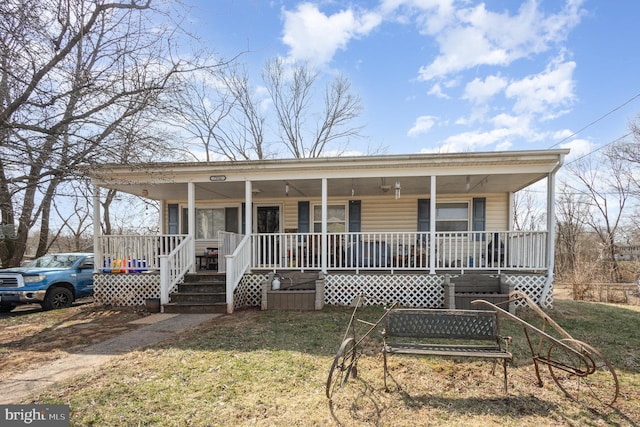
[166,58,364,162]
[0,0,209,267]
[566,145,633,282]
[512,190,546,231]
[221,67,268,160]
[555,184,591,277]
[262,58,363,158]
[167,72,229,161]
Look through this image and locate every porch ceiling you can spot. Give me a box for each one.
[88,149,568,200]
[96,172,548,200]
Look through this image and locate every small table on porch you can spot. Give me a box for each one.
[196,249,218,270]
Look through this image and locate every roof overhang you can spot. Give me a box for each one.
[86,149,569,200]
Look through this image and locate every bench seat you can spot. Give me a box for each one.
[382,308,512,393]
[384,343,511,359]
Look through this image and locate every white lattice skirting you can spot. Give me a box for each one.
[234,273,551,310]
[504,274,552,308]
[234,273,268,309]
[95,272,551,310]
[94,272,178,306]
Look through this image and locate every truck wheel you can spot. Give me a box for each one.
[42,287,74,310]
[0,305,15,313]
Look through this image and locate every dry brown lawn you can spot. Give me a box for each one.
[1,293,638,426]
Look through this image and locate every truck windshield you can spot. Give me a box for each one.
[25,255,81,268]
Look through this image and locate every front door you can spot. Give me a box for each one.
[257,206,280,234]
[257,206,280,265]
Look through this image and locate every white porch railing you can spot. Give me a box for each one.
[251,231,548,272]
[96,234,193,306]
[97,234,190,273]
[225,234,252,313]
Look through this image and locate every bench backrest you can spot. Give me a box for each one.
[385,309,499,340]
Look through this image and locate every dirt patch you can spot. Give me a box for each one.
[0,299,150,380]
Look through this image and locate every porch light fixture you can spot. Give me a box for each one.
[141,189,149,197]
[285,183,289,196]
[395,180,401,199]
[380,177,390,193]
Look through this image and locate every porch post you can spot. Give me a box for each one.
[321,178,328,274]
[245,180,253,237]
[159,201,165,233]
[188,182,196,273]
[508,193,514,231]
[92,184,101,273]
[429,176,436,274]
[540,162,561,304]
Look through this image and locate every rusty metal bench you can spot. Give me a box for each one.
[382,308,512,392]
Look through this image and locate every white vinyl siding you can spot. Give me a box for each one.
[165,193,510,237]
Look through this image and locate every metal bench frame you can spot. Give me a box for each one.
[382,308,512,392]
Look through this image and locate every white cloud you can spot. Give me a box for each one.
[505,58,576,116]
[417,0,585,81]
[408,115,438,137]
[282,3,382,67]
[561,138,591,161]
[427,83,449,99]
[464,75,508,104]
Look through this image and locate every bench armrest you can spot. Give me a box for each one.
[499,335,512,353]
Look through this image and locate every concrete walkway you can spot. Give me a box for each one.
[0,313,219,404]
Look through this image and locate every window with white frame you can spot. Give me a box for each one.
[313,204,346,233]
[435,202,469,232]
[196,208,226,239]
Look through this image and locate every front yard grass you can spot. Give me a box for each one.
[22,299,640,426]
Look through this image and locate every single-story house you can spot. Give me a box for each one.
[87,149,568,313]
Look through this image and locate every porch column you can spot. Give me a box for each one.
[541,160,562,304]
[92,184,101,273]
[508,193,514,231]
[321,178,328,274]
[159,201,165,234]
[188,182,196,273]
[429,176,436,274]
[245,180,253,237]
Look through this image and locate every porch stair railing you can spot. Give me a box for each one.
[224,234,252,313]
[160,235,194,305]
[218,231,245,274]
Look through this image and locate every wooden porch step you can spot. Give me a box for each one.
[164,272,227,313]
[183,272,226,284]
[171,291,225,304]
[177,283,225,293]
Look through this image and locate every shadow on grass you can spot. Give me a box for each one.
[328,374,559,427]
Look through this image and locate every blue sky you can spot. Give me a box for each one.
[187,0,640,161]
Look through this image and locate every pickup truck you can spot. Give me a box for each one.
[0,252,94,312]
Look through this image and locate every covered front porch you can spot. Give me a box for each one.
[88,150,568,313]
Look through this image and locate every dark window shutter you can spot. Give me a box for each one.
[298,201,310,233]
[348,200,361,232]
[168,204,179,234]
[472,197,486,241]
[241,203,246,234]
[417,199,430,232]
[225,207,239,233]
[181,208,188,234]
[417,199,430,242]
